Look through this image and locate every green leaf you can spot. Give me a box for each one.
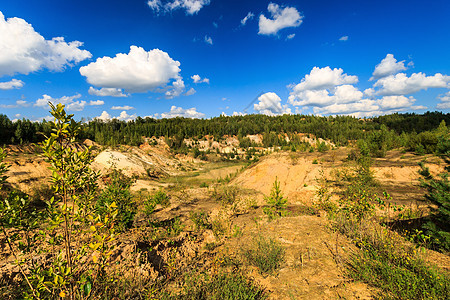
[82,281,92,296]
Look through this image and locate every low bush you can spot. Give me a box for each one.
[242,235,285,274]
[189,210,211,231]
[97,168,136,231]
[347,227,450,300]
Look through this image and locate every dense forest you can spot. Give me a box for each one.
[1,111,449,155]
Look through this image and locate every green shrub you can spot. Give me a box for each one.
[189,210,211,230]
[210,185,239,205]
[348,229,450,300]
[168,270,266,300]
[144,190,170,216]
[243,235,285,274]
[97,169,136,231]
[317,141,329,152]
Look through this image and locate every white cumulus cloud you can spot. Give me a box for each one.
[191,74,209,83]
[0,79,24,90]
[160,106,205,118]
[258,3,303,35]
[34,93,101,111]
[437,91,450,109]
[185,87,196,96]
[371,54,407,80]
[148,0,210,15]
[289,66,358,95]
[80,46,184,97]
[117,111,137,122]
[204,35,213,45]
[164,77,185,99]
[241,12,254,26]
[377,95,416,109]
[89,100,104,106]
[88,87,128,97]
[95,110,136,122]
[96,111,111,121]
[0,11,91,77]
[313,99,379,115]
[34,94,82,108]
[373,72,450,95]
[254,92,291,115]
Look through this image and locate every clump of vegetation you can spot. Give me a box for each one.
[97,168,136,231]
[210,185,239,206]
[144,190,171,215]
[157,269,266,299]
[242,235,285,274]
[263,177,288,220]
[189,210,211,230]
[347,227,450,300]
[416,122,450,252]
[315,169,337,213]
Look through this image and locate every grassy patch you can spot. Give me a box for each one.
[348,229,450,300]
[242,235,285,274]
[173,271,267,300]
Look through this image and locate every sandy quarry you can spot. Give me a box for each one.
[2,143,449,299]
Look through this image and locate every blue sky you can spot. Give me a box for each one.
[0,0,449,121]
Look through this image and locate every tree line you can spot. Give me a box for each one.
[0,111,449,155]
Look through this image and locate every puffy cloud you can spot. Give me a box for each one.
[204,35,213,45]
[254,92,291,115]
[0,79,24,90]
[191,74,209,84]
[0,99,30,108]
[34,93,82,107]
[334,85,363,103]
[437,91,450,109]
[95,110,136,122]
[371,54,407,80]
[287,63,441,116]
[314,99,379,115]
[0,11,91,77]
[148,0,210,15]
[34,93,101,111]
[160,106,205,118]
[117,111,137,122]
[364,88,376,97]
[89,100,104,106]
[258,3,303,35]
[80,46,184,97]
[67,101,87,112]
[88,87,128,97]
[339,36,348,41]
[373,72,450,95]
[164,78,185,99]
[96,111,111,121]
[241,12,254,26]
[184,87,196,96]
[111,105,134,110]
[289,66,358,95]
[288,85,363,107]
[286,33,295,40]
[288,89,333,107]
[377,95,416,109]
